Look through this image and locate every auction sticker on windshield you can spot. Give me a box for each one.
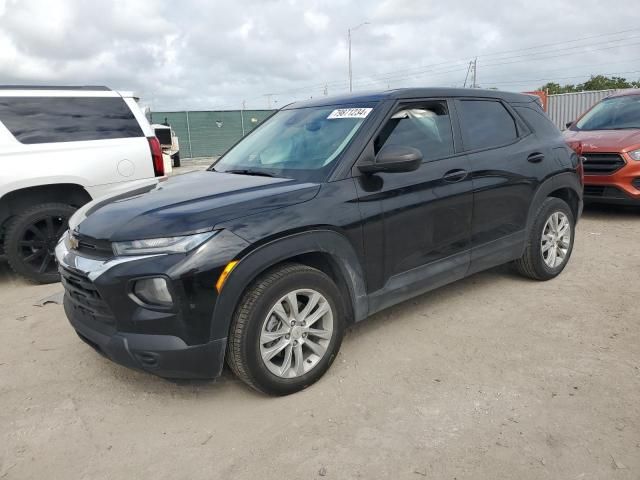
[327,108,372,119]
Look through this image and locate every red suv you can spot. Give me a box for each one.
[564,90,640,205]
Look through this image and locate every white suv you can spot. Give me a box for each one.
[0,86,165,283]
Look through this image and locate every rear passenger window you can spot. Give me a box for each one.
[0,97,143,144]
[458,100,518,150]
[375,101,454,161]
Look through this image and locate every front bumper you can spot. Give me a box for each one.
[583,184,640,205]
[55,230,248,379]
[67,294,227,378]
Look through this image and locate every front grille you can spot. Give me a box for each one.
[582,153,626,175]
[60,266,115,328]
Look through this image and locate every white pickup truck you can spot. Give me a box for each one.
[152,123,180,168]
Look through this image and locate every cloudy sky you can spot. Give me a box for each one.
[1,0,639,111]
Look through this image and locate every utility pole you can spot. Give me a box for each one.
[472,57,478,88]
[463,60,472,87]
[185,110,193,159]
[348,28,352,92]
[464,58,478,88]
[240,100,246,136]
[264,93,274,109]
[348,22,370,92]
[323,84,328,96]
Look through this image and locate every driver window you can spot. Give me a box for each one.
[374,101,454,161]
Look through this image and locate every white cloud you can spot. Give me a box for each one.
[304,11,330,31]
[0,0,638,110]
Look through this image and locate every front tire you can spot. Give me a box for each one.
[4,203,76,284]
[514,197,575,281]
[226,263,345,396]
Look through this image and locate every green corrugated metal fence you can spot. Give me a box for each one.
[150,110,275,158]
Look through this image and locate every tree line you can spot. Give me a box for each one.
[539,75,640,94]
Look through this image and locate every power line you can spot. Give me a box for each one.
[352,36,640,88]
[349,38,640,91]
[468,27,639,59]
[330,31,640,91]
[272,34,640,100]
[264,28,640,99]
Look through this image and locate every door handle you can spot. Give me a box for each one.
[527,152,545,163]
[442,169,468,183]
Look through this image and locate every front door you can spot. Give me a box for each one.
[354,99,474,313]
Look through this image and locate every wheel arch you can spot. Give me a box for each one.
[0,183,92,228]
[525,173,583,238]
[210,229,368,341]
[547,186,581,222]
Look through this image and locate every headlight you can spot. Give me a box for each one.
[112,230,217,256]
[628,149,640,161]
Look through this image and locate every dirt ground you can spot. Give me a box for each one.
[1,203,639,480]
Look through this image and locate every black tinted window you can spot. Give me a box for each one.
[514,105,561,138]
[154,127,172,145]
[0,97,143,144]
[458,100,518,150]
[375,101,454,161]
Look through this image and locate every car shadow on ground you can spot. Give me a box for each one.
[98,264,515,398]
[0,260,41,288]
[581,202,639,219]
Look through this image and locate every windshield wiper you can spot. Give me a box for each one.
[225,169,275,177]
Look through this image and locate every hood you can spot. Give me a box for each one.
[76,171,320,241]
[563,128,640,153]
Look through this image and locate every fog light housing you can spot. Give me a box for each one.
[133,277,173,306]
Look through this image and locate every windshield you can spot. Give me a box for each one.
[574,95,640,131]
[212,105,374,181]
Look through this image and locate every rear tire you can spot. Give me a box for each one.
[4,203,76,284]
[514,197,575,281]
[226,263,345,396]
[172,152,181,168]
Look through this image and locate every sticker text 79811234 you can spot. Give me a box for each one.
[327,108,372,119]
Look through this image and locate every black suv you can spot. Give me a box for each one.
[56,88,583,395]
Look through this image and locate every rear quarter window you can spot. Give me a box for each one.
[513,105,561,138]
[0,97,143,144]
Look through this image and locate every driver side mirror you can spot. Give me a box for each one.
[358,145,423,174]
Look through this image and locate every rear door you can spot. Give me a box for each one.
[354,99,474,312]
[454,98,549,274]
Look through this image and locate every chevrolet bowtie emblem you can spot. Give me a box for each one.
[69,234,79,250]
